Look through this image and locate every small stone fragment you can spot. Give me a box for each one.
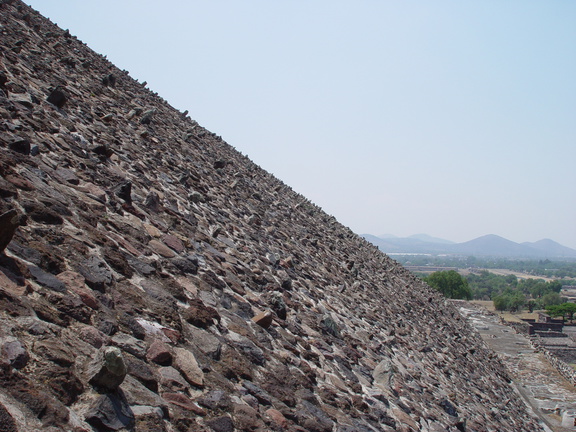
[146,340,173,365]
[162,234,185,253]
[373,358,395,390]
[252,310,273,329]
[87,346,127,391]
[206,415,234,432]
[173,347,204,387]
[266,408,288,429]
[46,86,67,108]
[1,337,29,369]
[115,181,132,204]
[140,109,155,124]
[0,402,17,432]
[54,167,79,185]
[78,256,113,291]
[102,73,116,87]
[8,137,30,155]
[163,393,206,416]
[0,209,24,253]
[85,392,135,431]
[144,191,162,212]
[148,240,176,258]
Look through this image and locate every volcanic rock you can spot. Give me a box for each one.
[87,346,127,391]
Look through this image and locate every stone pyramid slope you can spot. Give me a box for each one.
[0,2,543,431]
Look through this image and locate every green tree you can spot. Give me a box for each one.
[493,294,509,311]
[539,292,564,308]
[546,303,576,322]
[492,292,526,312]
[425,270,472,300]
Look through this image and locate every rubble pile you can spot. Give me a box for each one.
[0,1,544,431]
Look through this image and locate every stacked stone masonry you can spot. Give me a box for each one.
[0,1,545,431]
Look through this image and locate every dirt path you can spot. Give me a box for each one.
[458,303,576,431]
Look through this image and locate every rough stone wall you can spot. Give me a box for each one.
[531,338,576,386]
[0,1,544,431]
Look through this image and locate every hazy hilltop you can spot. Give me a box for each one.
[364,233,576,259]
[0,2,544,431]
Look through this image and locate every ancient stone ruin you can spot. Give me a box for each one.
[0,1,546,431]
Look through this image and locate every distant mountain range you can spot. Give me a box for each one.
[362,234,576,259]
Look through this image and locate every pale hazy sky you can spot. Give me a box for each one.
[27,1,576,249]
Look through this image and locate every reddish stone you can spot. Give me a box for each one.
[105,232,142,257]
[266,408,288,429]
[146,340,173,365]
[252,311,273,329]
[162,393,206,416]
[162,234,185,254]
[148,240,175,258]
[78,182,107,202]
[161,328,181,344]
[56,271,85,289]
[4,174,34,191]
[182,299,220,329]
[78,326,109,349]
[0,271,29,297]
[57,273,100,310]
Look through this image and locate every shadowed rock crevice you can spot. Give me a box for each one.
[0,1,547,431]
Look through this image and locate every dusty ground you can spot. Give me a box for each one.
[471,300,541,322]
[459,302,576,431]
[465,268,556,282]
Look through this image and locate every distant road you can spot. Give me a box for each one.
[405,266,555,282]
[463,268,555,282]
[404,266,458,273]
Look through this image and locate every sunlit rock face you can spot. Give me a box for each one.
[0,1,544,431]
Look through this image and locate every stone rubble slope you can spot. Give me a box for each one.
[0,1,544,431]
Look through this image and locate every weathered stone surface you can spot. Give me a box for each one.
[373,358,395,390]
[54,167,79,185]
[251,310,273,328]
[0,337,29,369]
[182,298,220,328]
[0,402,18,432]
[163,393,206,416]
[146,339,173,365]
[162,234,185,253]
[77,325,109,348]
[148,239,176,258]
[173,347,204,387]
[197,389,231,411]
[266,408,288,429]
[27,265,66,292]
[124,355,159,392]
[206,415,234,432]
[87,346,127,391]
[115,181,132,204]
[85,392,135,431]
[111,332,147,358]
[158,366,189,393]
[233,403,267,431]
[46,86,67,108]
[38,364,84,406]
[8,137,31,154]
[33,339,75,367]
[77,256,113,291]
[0,210,24,252]
[122,375,165,412]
